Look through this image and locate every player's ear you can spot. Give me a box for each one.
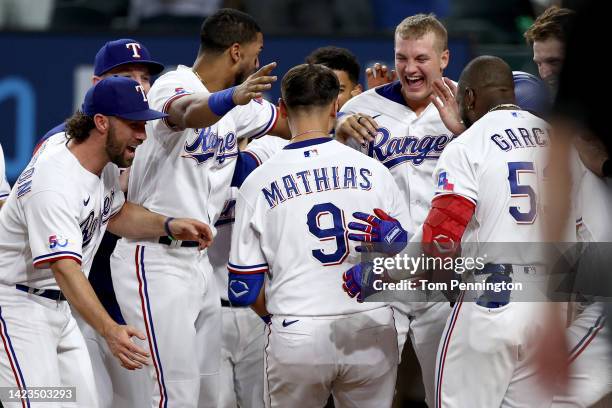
[93,114,109,133]
[350,83,363,99]
[229,43,241,64]
[439,49,449,71]
[278,98,288,119]
[92,75,102,85]
[465,88,475,111]
[331,100,339,117]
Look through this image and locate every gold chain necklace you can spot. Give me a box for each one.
[290,129,328,141]
[487,103,522,114]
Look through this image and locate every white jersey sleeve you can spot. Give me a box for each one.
[22,190,83,268]
[432,141,478,204]
[243,135,289,165]
[146,72,196,135]
[0,143,10,200]
[228,189,268,275]
[229,99,278,141]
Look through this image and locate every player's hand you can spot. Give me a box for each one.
[429,77,466,136]
[348,209,408,255]
[103,323,150,370]
[365,63,397,89]
[342,262,377,302]
[335,113,379,144]
[167,218,213,249]
[233,62,277,105]
[342,263,364,300]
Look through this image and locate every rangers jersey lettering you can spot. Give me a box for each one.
[341,81,455,225]
[127,65,278,229]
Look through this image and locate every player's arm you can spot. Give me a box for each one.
[51,259,150,370]
[251,284,269,317]
[227,190,268,307]
[107,201,213,248]
[167,62,277,130]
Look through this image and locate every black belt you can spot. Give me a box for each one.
[221,299,248,308]
[16,284,67,301]
[158,236,199,247]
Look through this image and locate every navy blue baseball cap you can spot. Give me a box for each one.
[94,38,165,76]
[513,71,552,118]
[82,76,167,121]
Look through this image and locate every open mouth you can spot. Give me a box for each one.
[126,145,137,155]
[406,75,425,89]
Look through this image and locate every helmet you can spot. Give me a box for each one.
[513,71,552,118]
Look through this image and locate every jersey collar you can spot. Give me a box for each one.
[375,80,406,106]
[284,137,333,150]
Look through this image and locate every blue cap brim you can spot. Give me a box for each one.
[96,60,165,76]
[117,109,168,121]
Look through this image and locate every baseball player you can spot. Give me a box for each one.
[36,38,164,151]
[210,45,366,407]
[429,56,557,407]
[345,56,566,407]
[335,14,456,406]
[0,76,212,407]
[228,63,412,408]
[110,9,291,408]
[305,46,363,108]
[37,38,165,408]
[0,142,10,208]
[512,44,612,407]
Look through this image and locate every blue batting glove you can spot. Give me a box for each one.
[342,262,376,302]
[348,208,408,255]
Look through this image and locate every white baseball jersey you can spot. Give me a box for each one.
[0,143,10,200]
[243,134,289,165]
[127,65,278,229]
[229,137,413,316]
[433,109,554,264]
[0,141,123,290]
[340,81,455,225]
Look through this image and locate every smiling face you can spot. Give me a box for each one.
[395,31,449,111]
[533,37,564,92]
[105,117,147,167]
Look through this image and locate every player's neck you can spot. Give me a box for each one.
[192,56,233,92]
[289,118,331,144]
[67,139,108,177]
[403,93,430,116]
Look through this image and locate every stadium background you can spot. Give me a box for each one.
[0,1,561,406]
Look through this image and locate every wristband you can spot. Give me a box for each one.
[164,217,175,240]
[208,87,237,116]
[261,314,272,325]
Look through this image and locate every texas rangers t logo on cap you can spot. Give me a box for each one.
[126,42,142,58]
[135,85,147,102]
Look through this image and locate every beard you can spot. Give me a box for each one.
[106,124,131,168]
[233,63,257,86]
